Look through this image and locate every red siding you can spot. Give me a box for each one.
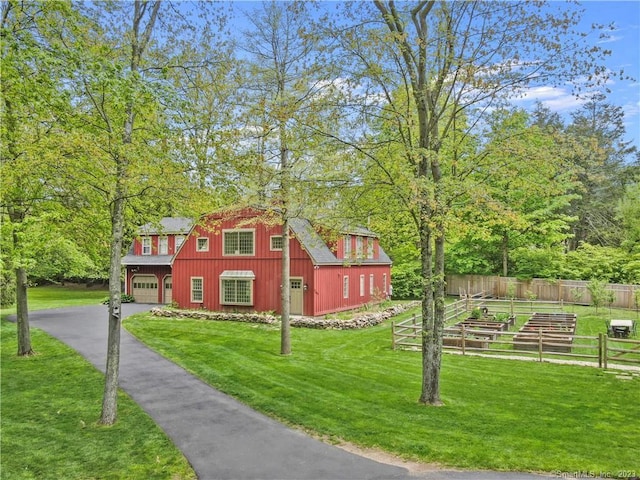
[125,265,172,303]
[310,264,390,316]
[162,208,391,316]
[132,234,183,256]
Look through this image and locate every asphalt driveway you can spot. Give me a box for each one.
[23,305,549,480]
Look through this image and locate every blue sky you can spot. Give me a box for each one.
[228,0,639,150]
[513,1,640,150]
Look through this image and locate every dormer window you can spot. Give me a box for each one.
[159,237,168,255]
[344,234,352,258]
[142,237,152,255]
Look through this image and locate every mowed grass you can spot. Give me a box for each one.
[0,284,108,317]
[125,312,640,475]
[1,286,195,480]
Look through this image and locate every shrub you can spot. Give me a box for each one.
[101,294,136,305]
[391,262,423,299]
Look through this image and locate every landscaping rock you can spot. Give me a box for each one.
[150,301,420,330]
[150,307,277,324]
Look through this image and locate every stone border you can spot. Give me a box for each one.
[150,308,277,324]
[150,301,420,330]
[290,302,420,330]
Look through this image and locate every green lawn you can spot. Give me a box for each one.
[125,310,640,475]
[1,286,195,480]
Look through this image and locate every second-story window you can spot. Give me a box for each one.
[196,237,209,252]
[344,234,352,259]
[142,237,152,255]
[175,235,185,251]
[158,237,168,255]
[270,235,284,251]
[224,230,255,256]
[356,236,363,258]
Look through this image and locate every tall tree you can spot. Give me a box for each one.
[333,1,611,405]
[58,0,186,425]
[0,0,78,355]
[239,1,338,355]
[565,94,639,249]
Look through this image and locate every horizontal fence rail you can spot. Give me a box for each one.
[391,297,640,369]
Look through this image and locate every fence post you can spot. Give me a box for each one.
[510,298,514,315]
[598,333,603,368]
[391,322,396,350]
[603,334,608,369]
[461,324,466,356]
[538,328,543,362]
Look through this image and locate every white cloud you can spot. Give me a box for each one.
[512,85,588,112]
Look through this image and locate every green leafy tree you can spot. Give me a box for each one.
[238,1,342,355]
[565,94,639,249]
[1,0,81,355]
[333,0,611,405]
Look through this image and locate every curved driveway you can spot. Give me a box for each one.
[27,305,548,480]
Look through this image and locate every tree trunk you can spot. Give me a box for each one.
[100,194,125,425]
[502,232,509,277]
[280,215,291,355]
[418,211,441,405]
[15,265,33,356]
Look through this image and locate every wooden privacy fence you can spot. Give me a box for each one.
[392,320,640,369]
[446,274,640,310]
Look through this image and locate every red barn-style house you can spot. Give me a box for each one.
[123,208,392,316]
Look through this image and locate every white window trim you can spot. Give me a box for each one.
[367,238,374,259]
[270,235,284,251]
[356,236,363,259]
[175,235,186,251]
[142,237,152,255]
[343,275,349,299]
[158,236,168,255]
[219,271,255,306]
[369,274,374,295]
[344,234,352,258]
[191,277,204,303]
[196,237,209,252]
[359,274,365,297]
[223,229,255,256]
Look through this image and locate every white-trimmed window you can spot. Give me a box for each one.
[369,274,374,295]
[142,237,152,255]
[224,230,255,256]
[220,271,254,306]
[343,275,349,299]
[158,237,168,255]
[344,235,352,258]
[270,235,284,251]
[175,235,185,251]
[359,275,365,296]
[383,274,388,296]
[356,236,363,258]
[196,237,209,252]
[366,238,374,259]
[191,277,203,303]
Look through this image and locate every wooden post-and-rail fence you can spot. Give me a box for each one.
[391,298,640,369]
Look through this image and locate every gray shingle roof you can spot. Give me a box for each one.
[290,217,392,266]
[121,254,173,266]
[290,218,338,265]
[138,217,193,235]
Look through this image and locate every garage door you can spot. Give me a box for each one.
[132,275,159,303]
